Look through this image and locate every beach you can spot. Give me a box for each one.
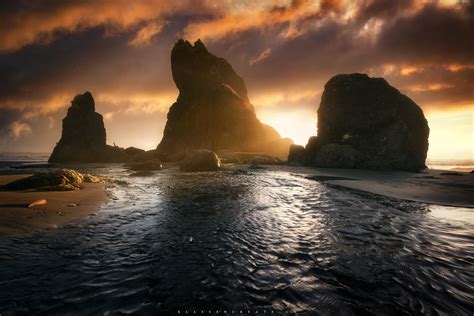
[0,162,473,237]
[0,174,108,236]
[270,165,474,208]
[0,162,472,314]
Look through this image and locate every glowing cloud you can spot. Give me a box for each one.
[9,121,32,139]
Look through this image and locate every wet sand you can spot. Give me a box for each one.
[0,164,472,236]
[265,165,474,208]
[0,175,108,236]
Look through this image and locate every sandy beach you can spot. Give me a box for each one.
[261,165,474,208]
[0,174,108,236]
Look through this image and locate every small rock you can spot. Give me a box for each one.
[28,199,47,208]
[67,203,78,207]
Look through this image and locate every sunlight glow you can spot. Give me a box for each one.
[258,110,316,145]
[427,107,474,160]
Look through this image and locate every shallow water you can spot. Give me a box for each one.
[0,166,473,315]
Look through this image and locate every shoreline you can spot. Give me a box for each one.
[263,165,474,208]
[0,163,472,237]
[0,175,109,236]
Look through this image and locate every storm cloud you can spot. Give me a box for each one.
[0,0,472,153]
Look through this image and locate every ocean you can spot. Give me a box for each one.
[1,152,473,173]
[0,153,473,314]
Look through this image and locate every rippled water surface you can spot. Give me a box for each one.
[1,166,473,315]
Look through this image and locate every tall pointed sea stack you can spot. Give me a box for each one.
[289,74,429,171]
[49,92,127,162]
[156,39,292,160]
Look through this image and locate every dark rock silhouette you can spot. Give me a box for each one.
[288,145,306,164]
[156,39,292,161]
[49,92,131,163]
[289,74,429,171]
[180,150,221,172]
[124,147,146,156]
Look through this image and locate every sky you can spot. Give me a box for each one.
[0,0,472,160]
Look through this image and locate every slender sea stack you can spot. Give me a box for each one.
[156,39,292,160]
[49,92,127,162]
[289,73,429,171]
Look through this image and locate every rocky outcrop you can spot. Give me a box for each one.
[290,74,429,171]
[156,39,292,161]
[49,92,138,163]
[3,169,108,191]
[180,150,221,172]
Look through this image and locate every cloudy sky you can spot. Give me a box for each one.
[0,0,472,160]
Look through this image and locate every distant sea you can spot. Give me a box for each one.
[0,152,472,172]
[426,159,474,172]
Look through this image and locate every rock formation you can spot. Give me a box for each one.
[3,169,108,191]
[156,39,292,161]
[289,73,429,171]
[49,92,133,163]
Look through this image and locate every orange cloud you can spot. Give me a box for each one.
[409,83,455,92]
[182,0,344,42]
[129,21,166,47]
[9,121,32,139]
[0,0,198,52]
[249,48,272,66]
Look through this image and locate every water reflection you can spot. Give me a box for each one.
[0,167,473,315]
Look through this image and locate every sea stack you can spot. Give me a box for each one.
[289,73,429,171]
[156,39,292,161]
[49,92,126,162]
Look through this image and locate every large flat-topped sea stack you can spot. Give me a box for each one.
[156,39,292,160]
[289,73,429,171]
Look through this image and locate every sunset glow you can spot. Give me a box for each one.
[0,0,472,160]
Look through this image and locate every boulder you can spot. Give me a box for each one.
[290,73,429,171]
[156,39,292,161]
[180,150,221,172]
[2,169,107,191]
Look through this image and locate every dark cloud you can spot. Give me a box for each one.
[377,2,474,64]
[0,0,472,152]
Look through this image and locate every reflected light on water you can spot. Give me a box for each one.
[429,205,474,223]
